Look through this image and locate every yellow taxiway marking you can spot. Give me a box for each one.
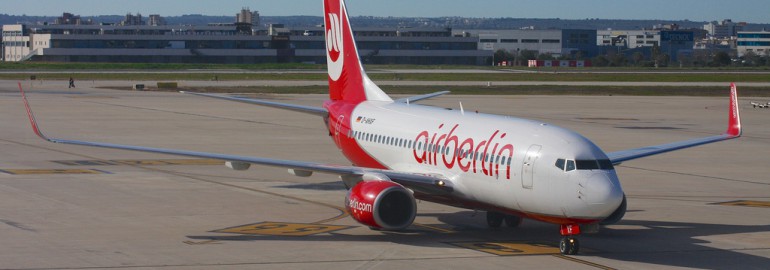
[714,200,770,208]
[214,222,353,237]
[412,223,455,233]
[449,241,559,256]
[0,169,108,175]
[552,254,616,270]
[52,159,223,166]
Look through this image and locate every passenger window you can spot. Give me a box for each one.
[555,158,565,170]
[566,160,576,171]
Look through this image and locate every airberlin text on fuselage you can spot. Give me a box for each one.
[413,124,514,179]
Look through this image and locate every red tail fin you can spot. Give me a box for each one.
[324,0,391,103]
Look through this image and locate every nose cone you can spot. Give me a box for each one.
[584,173,624,215]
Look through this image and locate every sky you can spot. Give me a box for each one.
[3,0,769,24]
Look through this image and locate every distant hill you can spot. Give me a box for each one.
[2,13,769,31]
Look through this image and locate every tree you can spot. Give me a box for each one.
[632,52,645,66]
[655,54,671,67]
[692,50,711,67]
[610,53,628,67]
[763,51,770,66]
[573,50,586,61]
[592,55,609,67]
[537,53,555,61]
[519,50,538,61]
[742,51,760,66]
[712,51,731,67]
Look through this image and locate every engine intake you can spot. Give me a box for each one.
[345,180,416,230]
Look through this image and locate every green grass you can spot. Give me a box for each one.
[5,72,770,82]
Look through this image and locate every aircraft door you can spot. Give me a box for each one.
[521,144,542,189]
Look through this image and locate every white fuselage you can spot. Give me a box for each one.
[347,101,624,223]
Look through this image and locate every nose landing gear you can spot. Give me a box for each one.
[559,224,581,255]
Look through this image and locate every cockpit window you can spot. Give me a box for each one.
[576,160,600,170]
[575,159,614,170]
[557,158,576,172]
[566,160,576,171]
[598,159,615,170]
[555,159,565,170]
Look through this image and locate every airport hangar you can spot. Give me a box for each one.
[3,23,703,65]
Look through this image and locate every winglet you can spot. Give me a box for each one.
[726,83,742,137]
[19,82,51,142]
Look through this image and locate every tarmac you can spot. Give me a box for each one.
[0,80,769,269]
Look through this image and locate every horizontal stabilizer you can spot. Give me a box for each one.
[395,91,451,103]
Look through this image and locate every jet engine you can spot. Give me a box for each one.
[345,180,416,230]
[600,193,627,225]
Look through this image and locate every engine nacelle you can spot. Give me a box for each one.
[225,161,250,171]
[345,180,416,230]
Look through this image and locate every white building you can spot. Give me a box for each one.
[456,29,564,55]
[737,31,770,57]
[2,25,30,62]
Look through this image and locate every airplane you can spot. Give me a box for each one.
[751,101,769,108]
[20,0,742,255]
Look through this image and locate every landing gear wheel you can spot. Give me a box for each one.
[504,215,522,227]
[486,211,504,228]
[559,237,580,255]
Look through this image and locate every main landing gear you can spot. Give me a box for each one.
[559,224,581,255]
[486,211,522,228]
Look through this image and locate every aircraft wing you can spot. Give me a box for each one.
[606,83,741,165]
[180,91,328,117]
[21,84,452,195]
[395,91,450,103]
